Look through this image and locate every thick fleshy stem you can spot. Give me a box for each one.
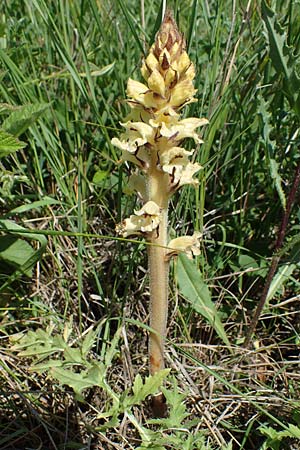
[148,208,169,375]
[147,162,169,417]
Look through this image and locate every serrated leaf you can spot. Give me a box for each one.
[2,102,50,136]
[12,329,66,357]
[177,254,230,347]
[81,323,103,357]
[124,369,170,408]
[30,360,63,372]
[258,93,286,209]
[94,414,120,431]
[148,379,189,428]
[269,158,286,210]
[0,130,26,157]
[104,327,122,367]
[262,0,300,114]
[51,363,105,396]
[63,346,86,365]
[261,0,291,81]
[260,423,300,440]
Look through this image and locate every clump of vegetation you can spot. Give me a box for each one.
[1,1,300,449]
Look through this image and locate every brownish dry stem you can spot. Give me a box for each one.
[244,160,300,348]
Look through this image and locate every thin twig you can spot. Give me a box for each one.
[244,160,300,348]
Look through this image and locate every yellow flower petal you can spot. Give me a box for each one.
[127,78,156,108]
[134,200,160,216]
[111,137,137,153]
[167,232,202,259]
[159,146,193,178]
[160,117,208,143]
[177,52,191,75]
[170,80,197,108]
[127,78,149,98]
[177,162,202,187]
[143,53,159,75]
[111,121,155,166]
[164,67,176,88]
[116,201,161,237]
[121,121,154,145]
[147,69,166,97]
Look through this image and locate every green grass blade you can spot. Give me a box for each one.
[186,0,198,53]
[177,253,230,347]
[115,0,146,56]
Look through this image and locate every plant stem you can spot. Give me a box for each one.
[148,207,169,374]
[244,160,300,348]
[148,166,169,417]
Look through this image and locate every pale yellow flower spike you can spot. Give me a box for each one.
[112,9,208,417]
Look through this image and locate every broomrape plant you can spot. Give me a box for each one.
[112,10,208,414]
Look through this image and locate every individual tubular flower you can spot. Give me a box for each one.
[112,9,208,417]
[116,201,161,237]
[167,232,202,259]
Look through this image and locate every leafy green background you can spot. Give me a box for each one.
[1,0,300,449]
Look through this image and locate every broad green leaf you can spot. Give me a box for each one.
[0,130,26,158]
[2,102,50,136]
[0,219,47,284]
[177,254,230,347]
[0,219,47,248]
[0,236,35,276]
[266,263,297,304]
[92,170,110,185]
[238,254,259,270]
[9,197,61,215]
